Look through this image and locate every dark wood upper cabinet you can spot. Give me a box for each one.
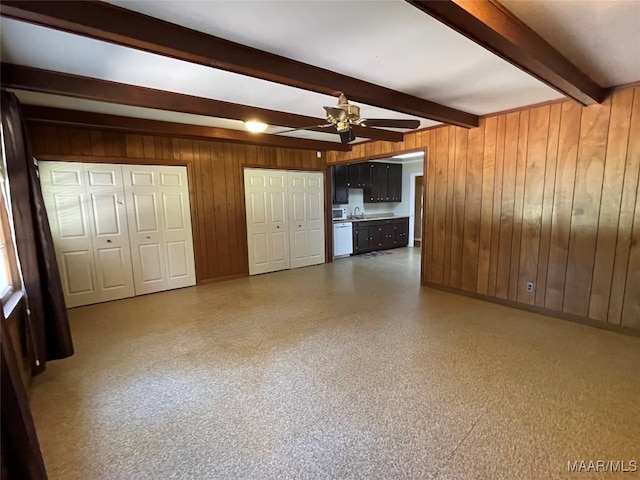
[388,163,402,202]
[332,164,349,204]
[347,162,372,188]
[364,162,401,203]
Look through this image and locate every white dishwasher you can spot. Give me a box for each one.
[333,222,353,258]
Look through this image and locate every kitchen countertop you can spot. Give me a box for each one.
[333,215,409,224]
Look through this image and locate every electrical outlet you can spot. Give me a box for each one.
[526,282,534,293]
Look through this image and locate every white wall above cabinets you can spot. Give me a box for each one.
[39,161,196,308]
[244,168,325,276]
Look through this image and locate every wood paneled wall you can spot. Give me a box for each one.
[328,86,640,331]
[26,124,325,283]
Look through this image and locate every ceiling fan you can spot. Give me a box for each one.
[281,93,421,144]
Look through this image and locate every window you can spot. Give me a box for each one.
[0,125,22,312]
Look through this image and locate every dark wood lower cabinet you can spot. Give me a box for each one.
[352,217,409,254]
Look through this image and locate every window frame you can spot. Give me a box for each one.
[0,125,23,316]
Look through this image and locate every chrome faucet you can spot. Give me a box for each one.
[354,207,361,219]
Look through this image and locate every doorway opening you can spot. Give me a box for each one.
[409,173,424,248]
[329,151,424,261]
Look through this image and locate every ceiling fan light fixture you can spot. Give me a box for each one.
[244,120,268,133]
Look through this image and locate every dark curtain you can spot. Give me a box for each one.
[1,90,73,372]
[1,313,48,480]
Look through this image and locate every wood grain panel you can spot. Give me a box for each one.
[443,127,456,286]
[588,89,634,321]
[516,106,550,305]
[507,110,529,301]
[487,115,507,296]
[621,192,640,328]
[495,112,520,299]
[425,131,436,283]
[544,102,582,311]
[449,127,468,289]
[563,98,611,317]
[212,143,231,277]
[432,128,449,283]
[461,120,485,292]
[28,124,323,284]
[534,103,562,307]
[476,116,497,295]
[609,87,640,324]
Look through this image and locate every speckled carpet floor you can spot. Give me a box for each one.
[30,248,640,479]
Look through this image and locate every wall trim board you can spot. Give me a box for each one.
[329,148,428,166]
[33,154,190,166]
[241,162,325,172]
[423,282,640,339]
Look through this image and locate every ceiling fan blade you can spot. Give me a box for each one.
[339,129,356,144]
[324,106,348,122]
[360,119,421,129]
[276,124,333,134]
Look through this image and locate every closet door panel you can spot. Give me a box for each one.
[288,171,325,269]
[39,161,99,307]
[157,166,196,288]
[123,165,195,294]
[244,168,290,275]
[85,164,135,303]
[123,165,167,295]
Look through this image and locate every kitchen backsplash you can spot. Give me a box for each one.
[337,188,396,217]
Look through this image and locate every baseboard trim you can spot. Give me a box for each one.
[198,273,247,285]
[423,282,640,338]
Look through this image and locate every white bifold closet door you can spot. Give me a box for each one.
[244,168,325,275]
[39,162,135,307]
[244,169,290,275]
[288,172,325,269]
[122,165,196,295]
[40,161,196,307]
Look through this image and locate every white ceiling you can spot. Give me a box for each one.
[501,0,640,87]
[1,0,638,148]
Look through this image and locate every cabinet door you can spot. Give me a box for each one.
[348,163,372,188]
[370,226,382,250]
[381,224,395,249]
[372,164,389,201]
[332,164,349,204]
[353,226,370,253]
[366,163,385,202]
[394,219,409,246]
[360,162,372,188]
[388,164,402,202]
[347,163,359,187]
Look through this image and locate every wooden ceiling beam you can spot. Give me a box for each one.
[20,105,351,151]
[407,0,605,105]
[0,0,478,128]
[1,64,401,143]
